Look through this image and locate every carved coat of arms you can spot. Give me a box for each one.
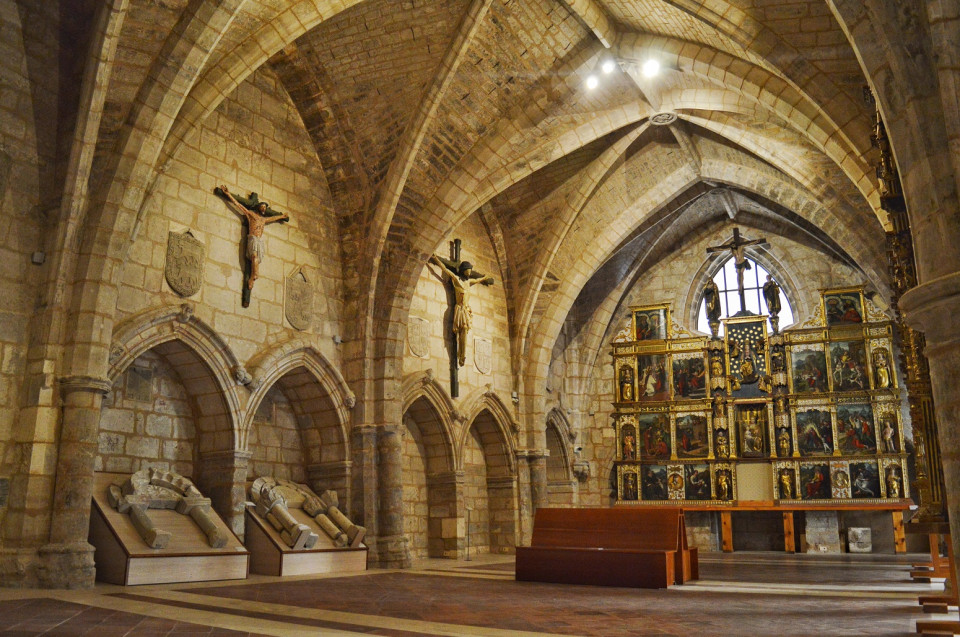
[165,230,204,297]
[407,316,429,358]
[474,336,492,374]
[285,270,313,331]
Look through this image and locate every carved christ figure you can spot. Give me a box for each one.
[216,186,289,303]
[430,254,494,367]
[706,228,767,314]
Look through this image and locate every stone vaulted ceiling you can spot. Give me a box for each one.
[79,0,891,415]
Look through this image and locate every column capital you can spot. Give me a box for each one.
[515,448,550,460]
[59,375,112,397]
[900,271,960,345]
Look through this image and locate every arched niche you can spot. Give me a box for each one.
[461,408,517,555]
[401,391,457,559]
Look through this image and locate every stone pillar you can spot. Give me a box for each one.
[306,460,353,516]
[427,470,464,558]
[376,424,409,567]
[487,474,517,554]
[351,425,379,560]
[515,451,533,546]
[196,450,251,540]
[529,452,548,514]
[901,274,960,570]
[37,375,111,588]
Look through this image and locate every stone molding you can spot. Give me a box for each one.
[59,375,112,396]
[899,271,960,346]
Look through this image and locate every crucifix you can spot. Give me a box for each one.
[214,186,289,307]
[430,239,494,398]
[706,228,767,315]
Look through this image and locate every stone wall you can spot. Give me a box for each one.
[115,66,343,364]
[404,213,512,401]
[98,351,195,477]
[462,427,490,555]
[0,1,56,537]
[247,389,307,484]
[401,416,430,559]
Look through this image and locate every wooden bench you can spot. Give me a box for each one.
[515,508,697,589]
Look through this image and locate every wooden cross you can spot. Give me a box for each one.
[430,239,494,398]
[706,228,767,315]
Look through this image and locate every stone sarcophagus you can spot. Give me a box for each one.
[88,470,248,586]
[245,476,367,576]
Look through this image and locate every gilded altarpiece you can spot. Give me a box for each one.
[612,291,909,505]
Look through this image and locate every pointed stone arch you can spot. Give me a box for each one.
[459,394,519,555]
[243,341,355,501]
[683,239,807,331]
[399,370,460,558]
[545,408,576,505]
[105,304,246,533]
[108,304,244,446]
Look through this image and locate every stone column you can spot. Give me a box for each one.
[306,460,353,516]
[529,452,548,514]
[376,424,410,567]
[427,470,464,558]
[901,274,960,569]
[515,451,532,546]
[351,425,378,560]
[197,450,251,540]
[37,375,111,588]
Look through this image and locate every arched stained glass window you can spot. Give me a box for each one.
[697,257,794,335]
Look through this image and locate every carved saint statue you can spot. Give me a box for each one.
[873,348,892,389]
[703,279,721,336]
[762,275,781,315]
[779,469,794,499]
[430,254,494,367]
[215,186,289,307]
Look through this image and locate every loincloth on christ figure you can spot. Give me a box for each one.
[246,234,265,261]
[453,304,472,331]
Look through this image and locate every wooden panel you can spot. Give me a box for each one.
[88,501,129,585]
[282,549,367,577]
[516,547,674,589]
[126,554,248,586]
[891,511,906,554]
[721,512,733,552]
[783,512,795,553]
[245,509,282,576]
[245,507,367,577]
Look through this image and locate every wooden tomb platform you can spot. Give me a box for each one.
[516,507,698,589]
[88,472,248,586]
[245,505,367,576]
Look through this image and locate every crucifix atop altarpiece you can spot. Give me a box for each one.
[706,228,768,315]
[430,239,494,398]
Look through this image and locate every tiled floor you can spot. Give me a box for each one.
[0,552,951,636]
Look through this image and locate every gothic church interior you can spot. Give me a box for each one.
[2,0,960,633]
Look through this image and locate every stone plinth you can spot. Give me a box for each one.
[847,527,872,553]
[803,511,841,553]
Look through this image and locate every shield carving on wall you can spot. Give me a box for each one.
[474,336,492,375]
[165,230,204,297]
[285,269,314,331]
[407,316,429,358]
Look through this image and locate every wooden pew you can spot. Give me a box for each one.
[515,507,698,589]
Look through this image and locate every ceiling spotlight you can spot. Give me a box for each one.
[601,59,616,74]
[642,58,660,78]
[586,75,599,90]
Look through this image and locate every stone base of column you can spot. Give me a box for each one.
[371,534,411,569]
[37,541,95,588]
[0,548,40,587]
